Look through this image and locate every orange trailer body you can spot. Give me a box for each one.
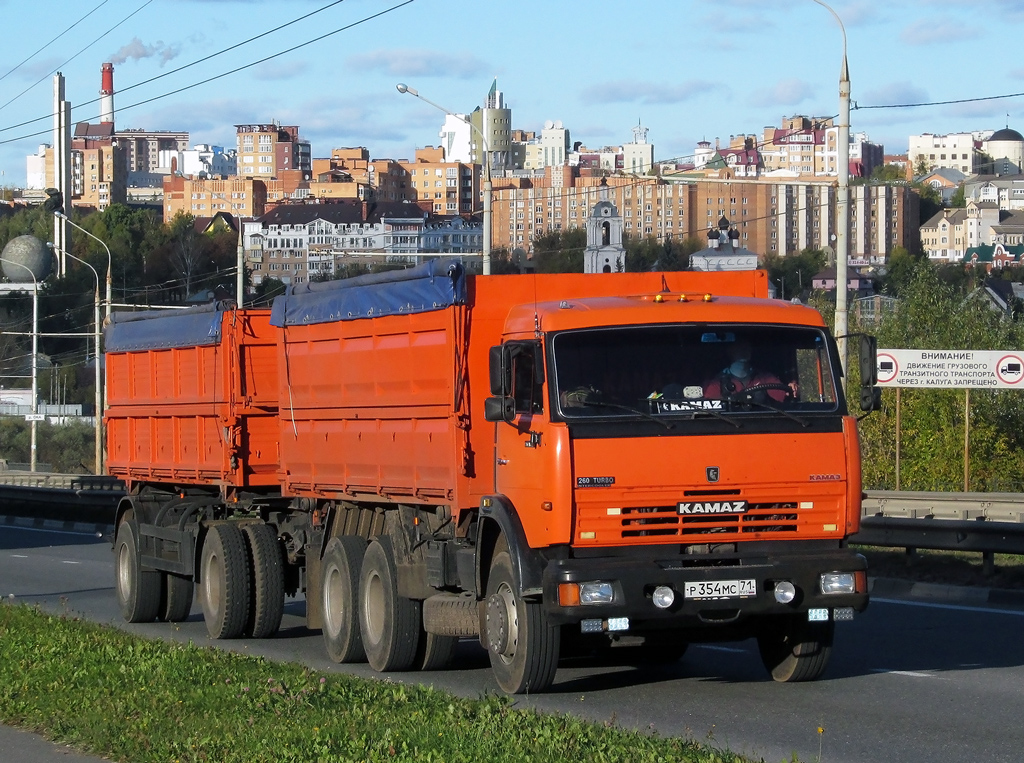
[105,307,280,491]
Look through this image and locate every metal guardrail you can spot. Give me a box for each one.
[0,471,124,525]
[853,490,1024,556]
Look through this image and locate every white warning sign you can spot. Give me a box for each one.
[877,349,1024,389]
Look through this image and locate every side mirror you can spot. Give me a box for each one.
[488,345,511,396]
[484,396,515,423]
[858,335,877,386]
[860,386,882,412]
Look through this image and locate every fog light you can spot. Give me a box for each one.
[579,582,614,605]
[607,617,629,632]
[820,572,856,595]
[774,580,797,604]
[652,585,675,609]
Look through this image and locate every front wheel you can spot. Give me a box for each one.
[484,548,559,694]
[757,614,834,682]
[114,518,161,624]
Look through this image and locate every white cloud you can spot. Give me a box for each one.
[751,79,815,108]
[861,82,929,107]
[346,49,488,79]
[253,60,310,81]
[900,18,980,45]
[581,80,718,106]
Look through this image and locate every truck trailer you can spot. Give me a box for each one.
[106,260,871,693]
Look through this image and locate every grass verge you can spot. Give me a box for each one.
[0,603,751,763]
[856,546,1024,590]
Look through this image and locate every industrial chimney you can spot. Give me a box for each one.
[100,63,114,125]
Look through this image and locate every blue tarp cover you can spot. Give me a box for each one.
[104,302,230,352]
[269,259,466,327]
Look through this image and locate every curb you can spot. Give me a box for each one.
[869,576,1024,608]
[0,514,112,539]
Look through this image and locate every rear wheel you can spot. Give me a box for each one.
[242,523,285,638]
[484,548,559,694]
[322,536,367,663]
[416,631,458,671]
[114,518,161,624]
[161,573,194,623]
[200,523,251,639]
[757,614,834,682]
[358,537,421,672]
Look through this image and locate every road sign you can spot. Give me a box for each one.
[23,413,45,421]
[877,349,1024,389]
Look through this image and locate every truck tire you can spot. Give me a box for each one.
[114,518,161,623]
[417,631,458,671]
[200,523,251,639]
[161,573,194,623]
[484,548,559,694]
[757,614,834,682]
[358,537,421,672]
[242,523,285,638]
[322,536,367,663]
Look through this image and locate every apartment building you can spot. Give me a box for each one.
[759,116,882,179]
[398,146,478,215]
[235,123,311,178]
[30,123,128,209]
[115,128,189,178]
[919,201,1000,261]
[909,131,985,175]
[243,201,463,285]
[163,175,267,219]
[490,166,918,261]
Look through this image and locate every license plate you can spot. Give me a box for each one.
[683,579,757,600]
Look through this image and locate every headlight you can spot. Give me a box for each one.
[820,572,857,595]
[579,581,615,605]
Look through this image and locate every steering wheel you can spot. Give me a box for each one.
[729,382,794,403]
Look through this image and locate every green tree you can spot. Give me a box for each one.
[869,163,907,183]
[532,228,585,273]
[760,248,826,300]
[949,184,966,208]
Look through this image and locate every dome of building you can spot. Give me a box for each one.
[1,235,52,283]
[989,127,1024,142]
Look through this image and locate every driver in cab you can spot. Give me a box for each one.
[703,340,793,403]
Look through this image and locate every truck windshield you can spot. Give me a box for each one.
[552,324,839,419]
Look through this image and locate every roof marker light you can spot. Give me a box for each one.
[703,293,713,302]
[654,294,664,303]
[679,294,688,302]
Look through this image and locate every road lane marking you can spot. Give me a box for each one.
[870,669,942,678]
[10,554,27,558]
[872,596,1024,617]
[695,645,748,653]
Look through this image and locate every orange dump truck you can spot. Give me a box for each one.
[106,260,872,693]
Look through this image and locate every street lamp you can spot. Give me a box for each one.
[51,207,113,319]
[813,0,851,377]
[0,256,40,471]
[49,243,102,474]
[396,82,492,275]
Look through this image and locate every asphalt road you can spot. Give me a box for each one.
[3,520,1024,763]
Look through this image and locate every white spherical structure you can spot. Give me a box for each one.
[1,235,51,282]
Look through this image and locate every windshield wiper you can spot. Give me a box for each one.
[688,407,741,428]
[728,393,810,427]
[576,399,675,430]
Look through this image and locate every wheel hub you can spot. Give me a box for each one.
[486,589,518,658]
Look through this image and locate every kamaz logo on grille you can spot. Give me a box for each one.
[678,500,748,515]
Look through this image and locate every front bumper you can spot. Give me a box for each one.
[541,547,868,629]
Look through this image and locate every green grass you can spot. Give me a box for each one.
[856,546,1024,590]
[0,603,753,763]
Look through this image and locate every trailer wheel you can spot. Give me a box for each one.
[114,518,161,623]
[484,548,559,694]
[416,631,458,671]
[322,536,367,663]
[358,537,421,672]
[161,573,194,623]
[242,523,285,638]
[200,523,251,639]
[757,614,834,682]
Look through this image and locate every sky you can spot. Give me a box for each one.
[2,0,1024,187]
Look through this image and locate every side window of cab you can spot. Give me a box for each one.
[510,343,544,414]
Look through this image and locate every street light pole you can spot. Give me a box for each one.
[50,244,102,474]
[396,83,492,275]
[54,211,113,319]
[0,256,39,471]
[814,0,851,377]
